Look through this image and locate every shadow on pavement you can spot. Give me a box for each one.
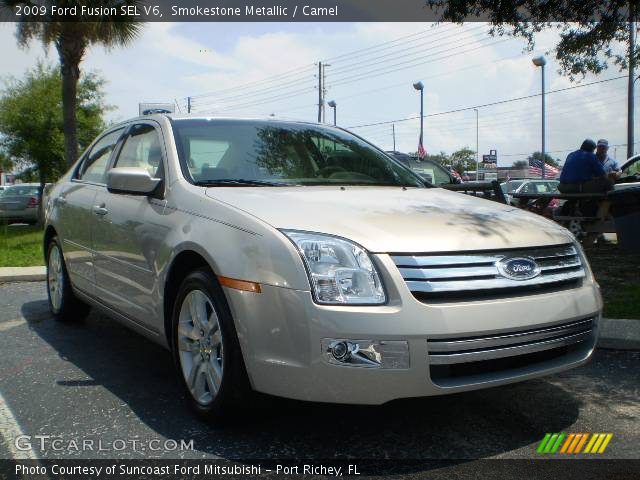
[21,297,582,465]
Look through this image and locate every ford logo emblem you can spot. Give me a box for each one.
[496,257,541,281]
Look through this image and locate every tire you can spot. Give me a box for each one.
[171,268,251,423]
[46,237,91,321]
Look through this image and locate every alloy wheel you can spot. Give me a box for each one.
[177,289,224,405]
[47,244,64,311]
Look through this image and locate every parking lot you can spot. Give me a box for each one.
[0,281,638,469]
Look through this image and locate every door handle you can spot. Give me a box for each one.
[93,204,108,216]
[56,196,67,205]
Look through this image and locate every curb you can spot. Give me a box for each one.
[0,266,46,283]
[598,318,640,351]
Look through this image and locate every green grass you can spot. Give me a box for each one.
[0,224,44,267]
[585,244,640,319]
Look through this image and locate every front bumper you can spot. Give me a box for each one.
[223,255,601,405]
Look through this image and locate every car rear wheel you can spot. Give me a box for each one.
[171,269,251,423]
[46,237,90,321]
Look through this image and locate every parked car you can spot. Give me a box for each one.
[616,154,640,189]
[45,116,601,422]
[385,151,459,186]
[501,179,560,205]
[0,183,41,224]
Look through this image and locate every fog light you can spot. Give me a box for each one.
[322,339,410,369]
[331,341,349,360]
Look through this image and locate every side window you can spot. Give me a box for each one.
[79,129,124,183]
[114,124,164,178]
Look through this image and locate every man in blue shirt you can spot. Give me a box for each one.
[595,139,621,179]
[559,139,613,193]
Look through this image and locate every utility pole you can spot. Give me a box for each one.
[322,63,330,123]
[628,19,636,159]
[392,123,396,151]
[474,108,479,181]
[187,97,192,114]
[317,62,322,123]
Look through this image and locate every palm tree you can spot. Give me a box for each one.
[3,1,142,165]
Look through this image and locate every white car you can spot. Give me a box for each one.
[501,179,560,205]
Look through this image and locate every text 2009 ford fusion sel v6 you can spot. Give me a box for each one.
[44,115,601,421]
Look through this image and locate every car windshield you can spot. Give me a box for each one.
[171,119,424,187]
[500,180,523,193]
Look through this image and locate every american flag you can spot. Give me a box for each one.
[417,135,426,160]
[529,159,560,179]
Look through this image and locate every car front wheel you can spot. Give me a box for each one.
[171,269,250,422]
[46,237,90,321]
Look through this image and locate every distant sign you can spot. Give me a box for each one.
[138,103,175,116]
[481,150,498,170]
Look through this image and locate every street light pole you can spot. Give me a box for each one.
[628,20,636,159]
[533,56,547,179]
[328,100,337,126]
[474,108,479,181]
[413,81,424,159]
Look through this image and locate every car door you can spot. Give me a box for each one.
[57,128,125,296]
[91,122,170,332]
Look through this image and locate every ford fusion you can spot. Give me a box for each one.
[44,116,602,421]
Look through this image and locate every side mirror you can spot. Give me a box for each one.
[107,167,162,196]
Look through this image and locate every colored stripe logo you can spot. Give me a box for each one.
[537,433,613,454]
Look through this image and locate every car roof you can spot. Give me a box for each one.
[109,113,324,130]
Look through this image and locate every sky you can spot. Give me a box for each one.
[1,21,638,166]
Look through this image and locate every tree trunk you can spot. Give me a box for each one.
[56,32,85,167]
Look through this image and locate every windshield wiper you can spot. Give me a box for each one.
[195,179,292,187]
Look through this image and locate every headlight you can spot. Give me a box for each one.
[282,231,386,305]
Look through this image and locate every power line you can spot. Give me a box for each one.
[322,24,451,63]
[347,76,628,129]
[328,37,512,89]
[195,26,488,109]
[328,25,487,77]
[191,71,316,108]
[189,63,316,100]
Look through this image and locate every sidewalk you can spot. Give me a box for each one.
[0,266,638,350]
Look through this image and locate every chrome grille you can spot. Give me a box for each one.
[427,318,595,365]
[391,244,584,299]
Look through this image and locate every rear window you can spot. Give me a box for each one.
[4,185,39,196]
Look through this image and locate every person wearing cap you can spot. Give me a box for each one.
[558,139,613,193]
[595,139,621,180]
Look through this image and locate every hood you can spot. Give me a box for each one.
[205,186,573,253]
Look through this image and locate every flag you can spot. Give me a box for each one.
[417,136,426,160]
[450,169,463,182]
[529,158,560,178]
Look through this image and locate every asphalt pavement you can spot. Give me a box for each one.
[0,282,638,472]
